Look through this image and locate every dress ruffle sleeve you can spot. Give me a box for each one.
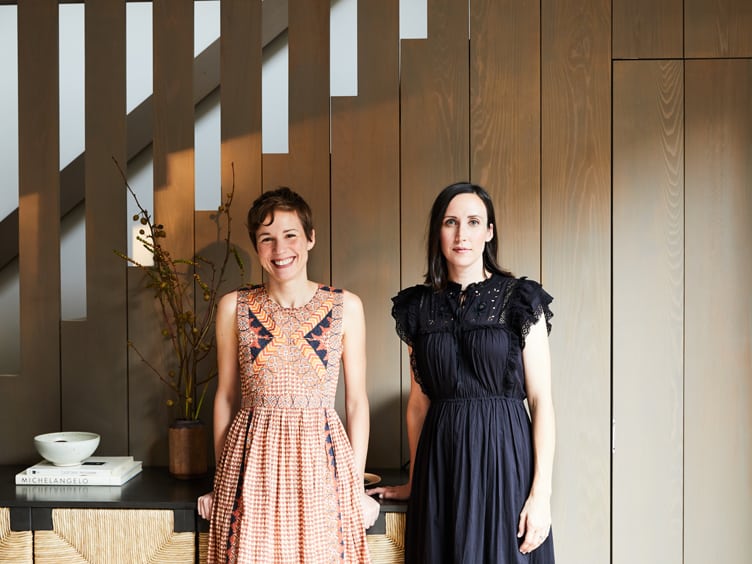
[390,284,427,348]
[510,278,554,347]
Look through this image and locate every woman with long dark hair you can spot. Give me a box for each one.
[371,182,556,563]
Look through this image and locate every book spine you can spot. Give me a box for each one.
[16,466,141,486]
[29,467,125,477]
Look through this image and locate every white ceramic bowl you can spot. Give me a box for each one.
[33,431,101,466]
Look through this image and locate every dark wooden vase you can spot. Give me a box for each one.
[168,419,208,479]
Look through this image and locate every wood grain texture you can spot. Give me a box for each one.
[330,0,401,467]
[220,0,262,286]
[684,59,752,564]
[59,0,129,454]
[263,0,331,284]
[470,0,541,279]
[541,0,611,562]
[612,60,684,564]
[129,0,195,462]
[685,0,752,58]
[398,0,470,463]
[2,0,62,464]
[612,0,683,59]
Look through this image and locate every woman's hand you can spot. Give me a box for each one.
[361,491,381,529]
[367,482,411,501]
[517,492,551,554]
[197,492,214,520]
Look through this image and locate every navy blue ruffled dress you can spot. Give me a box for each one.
[392,274,555,563]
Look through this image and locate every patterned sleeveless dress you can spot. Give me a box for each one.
[207,285,370,563]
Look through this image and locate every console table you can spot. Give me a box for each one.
[0,465,406,563]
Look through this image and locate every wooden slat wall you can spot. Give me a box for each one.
[129,0,196,464]
[331,0,401,466]
[612,60,684,564]
[685,59,752,564]
[4,3,752,562]
[60,0,128,453]
[685,0,752,58]
[470,0,541,279]
[612,0,683,59]
[398,0,470,463]
[219,0,261,286]
[3,0,61,462]
[541,1,612,563]
[263,0,330,284]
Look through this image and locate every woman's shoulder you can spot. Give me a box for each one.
[391,283,431,310]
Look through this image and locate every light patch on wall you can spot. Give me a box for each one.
[126,2,152,113]
[262,33,289,154]
[59,3,85,170]
[0,259,20,375]
[0,6,18,221]
[195,0,219,56]
[61,204,86,321]
[331,0,357,97]
[400,0,428,39]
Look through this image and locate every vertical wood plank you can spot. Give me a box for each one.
[541,0,611,562]
[399,0,470,463]
[612,60,684,564]
[470,0,541,279]
[59,0,129,453]
[613,0,683,59]
[685,59,752,564]
[263,0,330,284]
[400,0,470,288]
[685,0,752,58]
[220,0,262,287]
[331,0,401,467]
[2,0,61,463]
[129,0,195,463]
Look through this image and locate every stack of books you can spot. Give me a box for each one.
[15,456,142,486]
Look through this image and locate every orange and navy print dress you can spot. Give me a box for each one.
[207,285,371,564]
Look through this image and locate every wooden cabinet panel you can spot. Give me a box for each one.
[612,60,684,564]
[685,59,752,564]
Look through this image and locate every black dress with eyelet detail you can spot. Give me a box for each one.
[392,273,555,564]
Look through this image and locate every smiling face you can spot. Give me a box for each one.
[255,210,315,284]
[439,193,494,281]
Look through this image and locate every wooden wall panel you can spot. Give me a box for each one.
[331,0,401,467]
[541,1,611,562]
[612,60,684,564]
[398,0,469,462]
[685,59,752,564]
[613,0,683,59]
[220,0,262,286]
[129,0,195,464]
[470,0,541,279]
[685,0,752,58]
[263,0,330,284]
[60,0,128,453]
[1,0,61,464]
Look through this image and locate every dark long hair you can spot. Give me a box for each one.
[424,182,512,290]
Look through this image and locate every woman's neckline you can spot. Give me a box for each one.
[262,282,320,310]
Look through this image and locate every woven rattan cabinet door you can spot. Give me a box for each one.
[33,509,193,564]
[0,508,32,564]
